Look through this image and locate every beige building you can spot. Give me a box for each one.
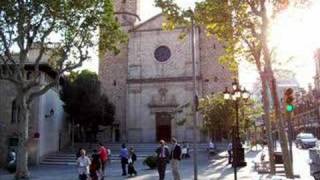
[99,0,232,143]
[0,47,69,166]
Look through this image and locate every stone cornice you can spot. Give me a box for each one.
[127,76,202,84]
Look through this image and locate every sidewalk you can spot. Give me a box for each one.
[0,145,310,180]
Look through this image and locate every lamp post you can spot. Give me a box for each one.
[190,12,199,180]
[223,79,249,180]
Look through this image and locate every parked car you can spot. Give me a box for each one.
[295,133,317,149]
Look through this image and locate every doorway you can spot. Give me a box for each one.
[156,112,171,142]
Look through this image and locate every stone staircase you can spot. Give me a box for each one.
[40,143,224,165]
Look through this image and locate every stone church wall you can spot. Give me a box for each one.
[99,0,233,143]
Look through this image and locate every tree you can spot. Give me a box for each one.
[60,70,115,142]
[198,94,234,141]
[0,0,126,178]
[198,93,263,141]
[154,0,308,177]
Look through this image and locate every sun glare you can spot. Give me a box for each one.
[269,0,320,72]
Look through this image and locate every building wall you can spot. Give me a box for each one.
[99,1,232,143]
[199,28,232,95]
[0,80,18,167]
[99,0,140,141]
[0,73,67,166]
[38,87,66,160]
[127,82,195,142]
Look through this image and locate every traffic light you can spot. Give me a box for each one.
[284,88,294,112]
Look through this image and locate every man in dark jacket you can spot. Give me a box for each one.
[170,138,182,180]
[155,140,170,180]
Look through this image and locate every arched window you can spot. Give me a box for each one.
[11,99,20,124]
[11,100,17,123]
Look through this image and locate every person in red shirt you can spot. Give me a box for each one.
[98,143,108,179]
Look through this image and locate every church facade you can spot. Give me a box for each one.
[99,0,233,143]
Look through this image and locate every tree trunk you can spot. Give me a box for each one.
[15,94,30,179]
[260,72,276,174]
[269,75,293,178]
[260,1,293,176]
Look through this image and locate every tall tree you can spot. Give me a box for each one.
[198,93,234,141]
[198,93,263,141]
[155,0,308,177]
[0,0,126,178]
[60,70,115,142]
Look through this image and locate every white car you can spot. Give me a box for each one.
[295,133,318,149]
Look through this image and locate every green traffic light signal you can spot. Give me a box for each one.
[286,104,294,112]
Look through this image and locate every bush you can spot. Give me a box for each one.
[7,162,16,173]
[143,156,157,169]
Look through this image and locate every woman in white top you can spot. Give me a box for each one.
[77,149,91,180]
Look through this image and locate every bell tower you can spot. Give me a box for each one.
[114,0,139,27]
[99,0,139,142]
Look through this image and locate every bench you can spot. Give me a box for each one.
[253,151,270,173]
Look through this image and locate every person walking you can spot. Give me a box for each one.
[170,138,182,180]
[181,143,187,159]
[227,142,233,164]
[6,149,16,173]
[98,143,108,179]
[128,147,137,176]
[119,143,129,176]
[76,148,82,159]
[90,149,101,180]
[76,149,91,180]
[155,139,170,180]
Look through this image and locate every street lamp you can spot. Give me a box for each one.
[224,79,249,180]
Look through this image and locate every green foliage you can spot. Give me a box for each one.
[143,156,157,169]
[154,0,307,73]
[170,102,192,126]
[198,93,263,139]
[198,93,234,139]
[60,70,115,133]
[0,0,127,86]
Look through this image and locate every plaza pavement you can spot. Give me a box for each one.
[0,146,313,180]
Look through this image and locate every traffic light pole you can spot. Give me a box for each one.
[284,88,294,169]
[287,112,294,168]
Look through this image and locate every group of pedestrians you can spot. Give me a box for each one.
[76,143,109,180]
[155,138,182,180]
[76,143,137,180]
[120,144,137,176]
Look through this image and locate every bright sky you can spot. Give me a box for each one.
[83,0,317,91]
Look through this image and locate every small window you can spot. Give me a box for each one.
[8,137,19,146]
[214,76,219,82]
[113,80,117,86]
[26,71,32,80]
[11,100,17,124]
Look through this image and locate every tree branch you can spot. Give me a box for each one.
[26,15,45,51]
[242,36,262,72]
[27,77,58,104]
[0,28,14,63]
[246,0,262,16]
[34,19,56,73]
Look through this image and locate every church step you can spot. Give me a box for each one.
[40,152,152,166]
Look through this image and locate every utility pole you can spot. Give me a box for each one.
[191,15,198,180]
